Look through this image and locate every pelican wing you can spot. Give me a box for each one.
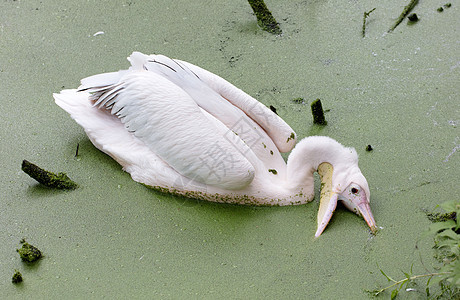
[76,70,255,190]
[54,89,177,184]
[129,52,297,153]
[177,59,297,153]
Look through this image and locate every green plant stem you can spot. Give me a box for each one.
[374,272,451,296]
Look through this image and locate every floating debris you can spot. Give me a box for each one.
[247,0,282,35]
[17,242,42,263]
[22,160,78,190]
[286,132,295,143]
[362,8,376,38]
[93,31,105,36]
[388,0,419,33]
[437,3,452,12]
[366,145,373,152]
[291,97,304,104]
[12,270,23,284]
[269,105,278,115]
[268,169,278,175]
[310,99,327,125]
[407,13,419,22]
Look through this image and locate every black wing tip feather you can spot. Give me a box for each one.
[146,56,200,79]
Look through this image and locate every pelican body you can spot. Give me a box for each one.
[54,52,376,237]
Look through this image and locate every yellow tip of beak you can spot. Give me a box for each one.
[357,201,377,234]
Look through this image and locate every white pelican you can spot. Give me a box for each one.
[54,52,376,237]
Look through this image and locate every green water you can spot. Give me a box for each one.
[1,0,458,298]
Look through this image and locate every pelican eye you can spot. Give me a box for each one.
[351,187,359,194]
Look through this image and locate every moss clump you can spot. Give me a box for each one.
[22,160,78,189]
[311,99,327,125]
[286,132,295,143]
[17,242,42,263]
[426,211,456,223]
[12,270,23,284]
[247,0,282,35]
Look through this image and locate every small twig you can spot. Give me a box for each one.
[362,8,376,38]
[75,143,80,157]
[388,0,419,33]
[22,160,78,189]
[247,0,282,35]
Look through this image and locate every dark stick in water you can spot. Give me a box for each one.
[311,99,327,125]
[247,0,282,35]
[22,160,78,189]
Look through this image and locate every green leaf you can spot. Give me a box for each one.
[403,272,411,280]
[436,228,459,240]
[430,220,456,233]
[421,220,456,241]
[391,289,398,299]
[430,274,443,286]
[425,276,431,296]
[440,200,458,214]
[450,261,460,288]
[400,279,408,290]
[435,239,456,250]
[380,268,394,282]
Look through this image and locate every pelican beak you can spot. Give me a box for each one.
[315,163,338,237]
[352,193,377,234]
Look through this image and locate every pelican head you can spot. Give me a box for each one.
[315,156,377,237]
